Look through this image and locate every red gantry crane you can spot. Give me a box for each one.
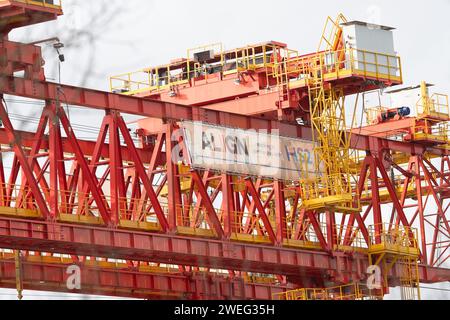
[0,1,449,300]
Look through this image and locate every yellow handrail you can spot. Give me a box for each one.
[110,42,402,97]
[417,93,450,119]
[368,223,419,250]
[273,282,382,301]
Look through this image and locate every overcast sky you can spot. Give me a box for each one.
[9,0,450,93]
[2,0,449,300]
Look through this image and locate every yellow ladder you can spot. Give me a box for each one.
[319,14,348,52]
[270,53,290,115]
[302,53,354,211]
[399,256,421,300]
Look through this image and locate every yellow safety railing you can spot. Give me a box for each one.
[176,204,280,239]
[12,0,62,9]
[271,47,402,89]
[187,42,224,75]
[110,43,293,95]
[413,120,449,143]
[335,224,368,251]
[368,223,421,300]
[187,43,224,61]
[348,48,402,81]
[0,182,323,243]
[0,182,166,225]
[0,183,411,252]
[243,272,279,285]
[273,288,307,300]
[299,172,355,210]
[360,175,417,203]
[286,221,328,245]
[365,106,389,125]
[175,204,211,230]
[273,283,382,301]
[368,223,419,253]
[110,43,401,98]
[0,183,50,211]
[417,93,450,120]
[174,203,368,250]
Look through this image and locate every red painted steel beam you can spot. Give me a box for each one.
[0,215,449,284]
[0,215,336,277]
[350,134,434,156]
[0,76,310,139]
[1,75,448,157]
[351,118,415,138]
[0,256,292,300]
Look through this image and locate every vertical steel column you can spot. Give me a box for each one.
[166,124,182,232]
[326,211,337,251]
[412,155,433,264]
[274,180,287,245]
[109,112,127,225]
[222,174,235,238]
[368,156,383,244]
[14,250,23,300]
[48,101,59,220]
[0,145,6,207]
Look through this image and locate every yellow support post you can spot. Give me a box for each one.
[421,81,430,115]
[14,250,23,300]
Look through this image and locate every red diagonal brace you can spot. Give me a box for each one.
[77,116,109,216]
[136,132,165,217]
[191,170,225,239]
[116,116,169,232]
[306,211,328,250]
[57,106,112,225]
[245,178,277,244]
[0,98,50,218]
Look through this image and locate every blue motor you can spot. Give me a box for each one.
[397,106,411,117]
[381,106,411,122]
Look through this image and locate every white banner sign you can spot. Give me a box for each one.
[180,121,321,181]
